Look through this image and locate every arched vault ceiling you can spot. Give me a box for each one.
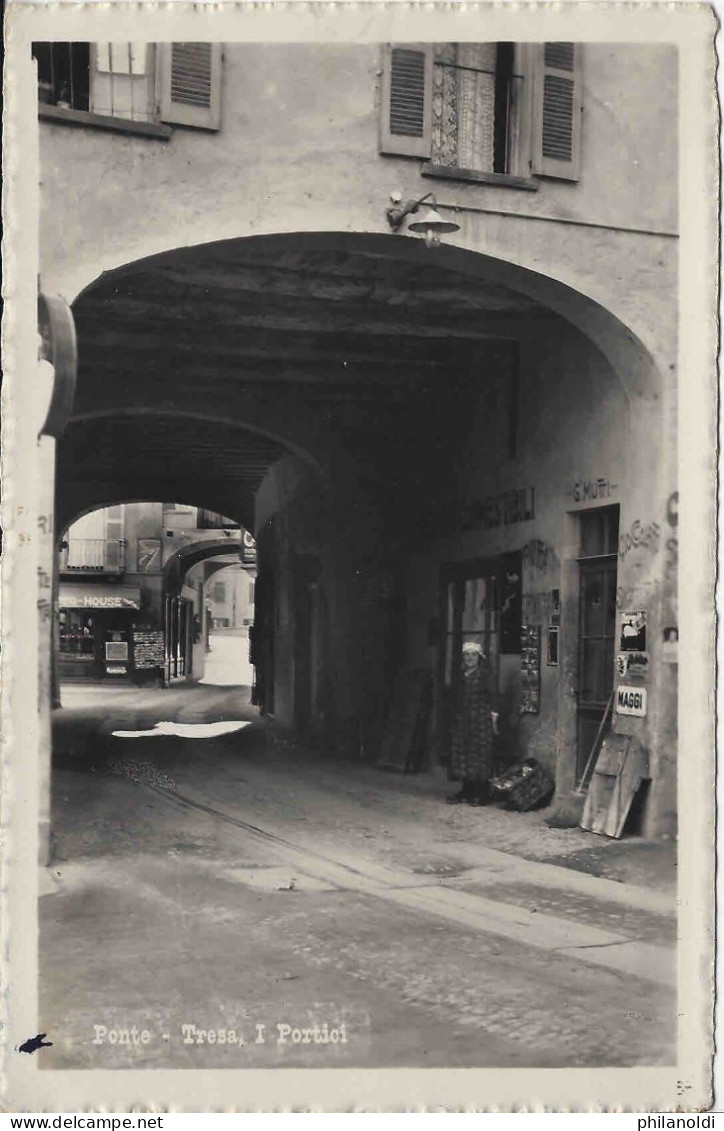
[71,240,552,417]
[62,238,561,525]
[56,416,278,532]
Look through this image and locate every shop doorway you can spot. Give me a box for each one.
[165,595,192,681]
[438,560,501,757]
[576,506,619,781]
[58,607,135,680]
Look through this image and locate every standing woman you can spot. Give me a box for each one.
[447,641,499,805]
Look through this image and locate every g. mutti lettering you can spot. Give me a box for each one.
[572,477,616,502]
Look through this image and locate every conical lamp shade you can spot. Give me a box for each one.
[407,206,460,235]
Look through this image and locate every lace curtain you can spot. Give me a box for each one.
[431,44,498,172]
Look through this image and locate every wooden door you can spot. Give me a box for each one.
[576,507,619,781]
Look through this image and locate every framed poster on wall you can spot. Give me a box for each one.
[520,624,541,713]
[138,538,161,572]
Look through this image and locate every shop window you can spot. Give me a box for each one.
[33,41,222,131]
[380,41,582,183]
[59,610,96,657]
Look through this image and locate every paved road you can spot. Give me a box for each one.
[41,679,676,1071]
[200,630,255,687]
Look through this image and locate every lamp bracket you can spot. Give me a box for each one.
[386,192,436,231]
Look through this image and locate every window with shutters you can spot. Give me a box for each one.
[380,42,582,185]
[531,42,582,180]
[34,41,222,136]
[430,43,524,176]
[156,43,222,131]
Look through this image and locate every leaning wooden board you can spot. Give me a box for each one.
[580,734,649,837]
[376,668,432,773]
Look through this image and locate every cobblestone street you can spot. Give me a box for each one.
[40,652,676,1072]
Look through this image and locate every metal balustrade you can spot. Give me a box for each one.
[59,538,126,574]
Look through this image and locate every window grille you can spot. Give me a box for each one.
[35,43,90,112]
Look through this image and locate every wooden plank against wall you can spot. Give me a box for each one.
[377,668,432,773]
[580,735,648,838]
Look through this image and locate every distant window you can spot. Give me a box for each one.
[35,43,91,112]
[212,583,226,603]
[380,41,582,182]
[33,41,222,131]
[431,42,520,176]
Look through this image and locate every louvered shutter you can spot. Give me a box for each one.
[379,44,432,158]
[104,506,125,569]
[157,43,222,131]
[531,43,582,180]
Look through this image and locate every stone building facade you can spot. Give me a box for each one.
[37,39,678,834]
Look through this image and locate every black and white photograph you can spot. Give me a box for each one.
[1,1,717,1114]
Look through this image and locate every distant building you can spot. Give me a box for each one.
[58,502,249,684]
[207,566,255,630]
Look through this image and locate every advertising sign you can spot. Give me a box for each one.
[138,539,162,572]
[620,610,647,652]
[60,585,141,609]
[242,530,257,565]
[616,685,647,717]
[616,652,649,678]
[520,625,541,713]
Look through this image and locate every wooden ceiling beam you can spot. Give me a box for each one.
[72,324,465,366]
[75,354,446,388]
[124,261,539,315]
[75,297,528,342]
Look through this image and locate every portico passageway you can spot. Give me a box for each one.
[52,230,674,834]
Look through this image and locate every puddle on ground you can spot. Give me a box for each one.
[112,720,252,739]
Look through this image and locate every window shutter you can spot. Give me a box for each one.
[379,44,432,158]
[157,43,222,131]
[531,42,582,180]
[105,505,124,568]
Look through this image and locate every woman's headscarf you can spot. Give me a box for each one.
[462,641,484,657]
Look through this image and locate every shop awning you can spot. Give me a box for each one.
[59,584,141,610]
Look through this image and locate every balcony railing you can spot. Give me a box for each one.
[60,538,126,574]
